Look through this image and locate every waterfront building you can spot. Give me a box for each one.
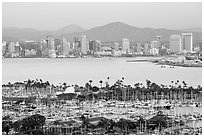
[47,36,56,58]
[199,41,202,53]
[150,48,159,55]
[143,44,150,54]
[2,41,7,55]
[74,37,81,53]
[89,40,95,51]
[25,49,37,56]
[62,38,70,56]
[114,43,120,51]
[97,41,102,52]
[41,40,49,57]
[15,42,21,55]
[157,35,162,48]
[8,42,15,54]
[122,38,130,53]
[182,33,193,53]
[136,43,143,54]
[54,39,61,50]
[151,41,158,49]
[81,35,87,55]
[47,36,55,51]
[169,34,182,53]
[57,45,63,55]
[89,40,101,54]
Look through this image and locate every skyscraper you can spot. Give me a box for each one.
[122,38,130,52]
[114,43,120,51]
[2,41,7,55]
[47,36,56,58]
[62,38,70,56]
[136,43,142,54]
[143,43,149,54]
[47,36,55,51]
[151,41,157,48]
[182,33,193,53]
[169,34,182,53]
[8,42,15,54]
[81,35,87,54]
[157,35,161,48]
[41,39,49,57]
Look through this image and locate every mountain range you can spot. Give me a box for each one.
[2,22,202,42]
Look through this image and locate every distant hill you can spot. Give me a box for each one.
[180,27,202,33]
[2,22,202,42]
[53,24,86,36]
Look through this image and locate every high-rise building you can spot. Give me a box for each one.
[74,37,81,53]
[157,35,162,48]
[114,43,120,51]
[89,40,98,53]
[97,41,102,52]
[62,38,70,56]
[182,33,193,53]
[47,36,56,58]
[122,38,130,52]
[143,44,149,54]
[136,43,142,54]
[169,34,182,53]
[2,42,7,55]
[8,42,15,54]
[151,41,158,48]
[81,35,87,54]
[150,48,159,55]
[41,40,49,57]
[47,36,55,51]
[15,42,21,54]
[57,45,63,55]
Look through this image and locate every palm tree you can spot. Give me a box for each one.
[107,77,110,82]
[121,77,124,84]
[89,80,93,87]
[99,80,103,88]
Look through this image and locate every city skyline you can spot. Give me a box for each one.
[2,2,202,31]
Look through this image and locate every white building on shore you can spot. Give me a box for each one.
[81,35,87,54]
[182,33,193,53]
[122,38,130,53]
[169,34,182,53]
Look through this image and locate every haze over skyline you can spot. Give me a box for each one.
[2,2,202,31]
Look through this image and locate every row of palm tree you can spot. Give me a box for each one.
[2,78,202,103]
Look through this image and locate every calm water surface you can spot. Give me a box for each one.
[2,57,202,87]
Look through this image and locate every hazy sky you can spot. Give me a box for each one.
[2,2,202,31]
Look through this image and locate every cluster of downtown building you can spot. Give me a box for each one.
[2,33,202,58]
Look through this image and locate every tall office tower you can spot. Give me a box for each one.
[151,41,158,48]
[157,35,162,48]
[114,43,120,51]
[2,41,7,55]
[81,35,87,54]
[182,33,193,53]
[89,40,97,53]
[136,43,142,53]
[47,36,56,58]
[8,42,15,54]
[74,37,81,53]
[122,38,130,52]
[199,41,202,53]
[169,34,182,53]
[62,38,70,56]
[15,42,21,54]
[97,41,102,52]
[143,43,150,54]
[41,40,49,57]
[47,36,55,51]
